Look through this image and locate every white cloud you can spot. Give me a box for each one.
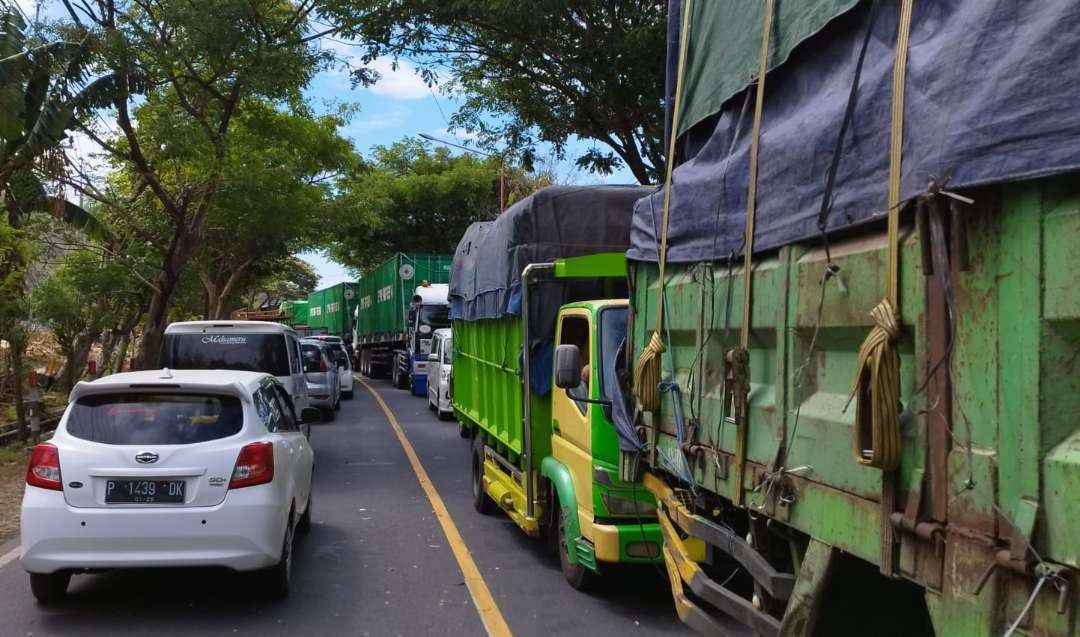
[346,108,407,133]
[368,57,432,100]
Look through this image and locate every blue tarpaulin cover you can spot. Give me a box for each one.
[631,0,1080,263]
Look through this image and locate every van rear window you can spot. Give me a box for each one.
[67,394,244,445]
[161,333,290,376]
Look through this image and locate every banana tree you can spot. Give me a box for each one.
[0,7,140,238]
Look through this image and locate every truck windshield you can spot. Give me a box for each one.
[418,304,451,329]
[597,307,628,405]
[161,333,291,376]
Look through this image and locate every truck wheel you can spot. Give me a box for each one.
[558,498,596,591]
[471,435,493,514]
[458,421,469,438]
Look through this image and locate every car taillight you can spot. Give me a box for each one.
[229,442,274,489]
[26,443,62,491]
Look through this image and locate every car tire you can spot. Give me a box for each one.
[557,498,596,591]
[260,518,294,600]
[29,572,70,604]
[343,390,354,400]
[471,435,493,515]
[334,395,341,411]
[320,407,334,422]
[297,492,312,535]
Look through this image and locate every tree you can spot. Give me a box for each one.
[194,101,355,319]
[236,256,320,312]
[321,0,667,183]
[31,249,141,390]
[328,139,539,270]
[61,0,331,368]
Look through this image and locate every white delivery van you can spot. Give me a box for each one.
[161,321,309,411]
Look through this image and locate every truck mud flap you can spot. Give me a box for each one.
[645,473,789,637]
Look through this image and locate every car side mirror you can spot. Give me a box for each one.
[554,344,582,389]
[427,353,439,362]
[300,406,321,424]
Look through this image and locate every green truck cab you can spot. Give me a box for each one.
[450,186,660,590]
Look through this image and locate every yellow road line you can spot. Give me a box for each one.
[359,378,513,637]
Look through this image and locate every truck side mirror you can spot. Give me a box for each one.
[554,344,582,389]
[427,353,439,362]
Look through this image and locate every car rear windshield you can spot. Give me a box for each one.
[67,394,244,445]
[161,333,290,376]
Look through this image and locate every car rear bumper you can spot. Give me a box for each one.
[20,485,287,574]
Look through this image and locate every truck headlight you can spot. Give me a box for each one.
[600,492,656,517]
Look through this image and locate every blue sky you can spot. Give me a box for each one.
[299,38,640,287]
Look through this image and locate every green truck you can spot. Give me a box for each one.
[353,253,452,397]
[450,185,662,590]
[278,299,309,326]
[625,2,1080,635]
[306,283,358,339]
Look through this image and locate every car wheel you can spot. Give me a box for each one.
[334,394,341,411]
[260,517,294,600]
[557,498,596,591]
[29,572,70,604]
[320,407,334,422]
[297,492,312,535]
[343,390,354,400]
[471,435,493,514]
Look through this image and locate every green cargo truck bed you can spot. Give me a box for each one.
[355,253,452,340]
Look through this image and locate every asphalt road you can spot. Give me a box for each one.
[0,377,692,636]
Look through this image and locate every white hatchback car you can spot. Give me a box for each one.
[426,328,453,420]
[20,369,317,602]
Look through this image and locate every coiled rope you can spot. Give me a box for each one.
[633,0,693,413]
[846,0,915,472]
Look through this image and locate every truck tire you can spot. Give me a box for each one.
[393,362,409,390]
[557,498,596,591]
[471,435,493,514]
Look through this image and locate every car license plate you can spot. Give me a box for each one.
[105,479,186,504]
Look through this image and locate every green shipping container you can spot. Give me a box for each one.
[279,299,309,325]
[306,283,358,336]
[355,253,452,340]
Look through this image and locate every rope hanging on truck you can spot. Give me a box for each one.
[731,0,775,508]
[633,0,693,414]
[846,0,915,471]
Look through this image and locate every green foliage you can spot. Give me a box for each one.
[321,0,667,183]
[31,249,139,350]
[329,139,520,270]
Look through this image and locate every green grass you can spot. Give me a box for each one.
[0,443,28,464]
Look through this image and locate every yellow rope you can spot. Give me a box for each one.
[848,0,915,471]
[732,0,774,507]
[634,0,693,412]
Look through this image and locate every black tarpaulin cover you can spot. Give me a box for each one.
[631,0,1080,263]
[450,185,650,342]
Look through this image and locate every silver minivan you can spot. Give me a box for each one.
[300,340,341,420]
[161,321,310,411]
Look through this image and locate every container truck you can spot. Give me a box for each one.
[623,1,1080,635]
[278,299,309,326]
[307,283,357,340]
[450,185,662,591]
[353,253,452,397]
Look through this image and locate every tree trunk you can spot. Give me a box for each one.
[10,339,26,441]
[112,331,131,374]
[98,332,116,377]
[134,227,197,369]
[56,333,93,393]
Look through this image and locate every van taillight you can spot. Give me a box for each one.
[229,442,274,489]
[26,443,62,491]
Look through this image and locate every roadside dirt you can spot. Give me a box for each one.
[0,447,27,543]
